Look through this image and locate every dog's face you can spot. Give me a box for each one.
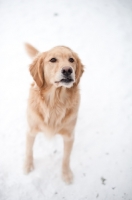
[29,46,84,88]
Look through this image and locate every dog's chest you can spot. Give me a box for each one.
[42,101,68,127]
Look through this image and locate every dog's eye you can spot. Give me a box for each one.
[50,58,57,63]
[69,58,74,63]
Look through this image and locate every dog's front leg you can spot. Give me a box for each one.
[24,131,36,174]
[61,132,74,184]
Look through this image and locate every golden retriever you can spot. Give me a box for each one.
[24,43,84,184]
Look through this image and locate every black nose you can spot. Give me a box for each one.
[61,67,73,77]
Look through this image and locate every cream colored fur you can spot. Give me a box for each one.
[24,43,84,184]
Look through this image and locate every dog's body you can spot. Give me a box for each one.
[24,44,84,183]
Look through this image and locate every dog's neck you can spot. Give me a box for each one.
[43,86,67,107]
[32,83,77,107]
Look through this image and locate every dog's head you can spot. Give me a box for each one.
[29,46,84,88]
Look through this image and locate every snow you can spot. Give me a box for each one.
[0,0,132,199]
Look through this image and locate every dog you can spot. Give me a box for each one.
[24,43,84,184]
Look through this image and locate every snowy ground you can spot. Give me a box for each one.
[0,0,132,199]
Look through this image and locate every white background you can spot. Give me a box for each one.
[0,0,132,199]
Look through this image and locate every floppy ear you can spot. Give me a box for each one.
[29,53,46,88]
[75,54,84,85]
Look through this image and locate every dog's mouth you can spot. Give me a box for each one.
[55,78,74,84]
[60,78,74,83]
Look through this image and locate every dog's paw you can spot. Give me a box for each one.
[23,161,34,174]
[62,169,74,184]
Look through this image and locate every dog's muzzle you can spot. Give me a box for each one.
[60,67,74,83]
